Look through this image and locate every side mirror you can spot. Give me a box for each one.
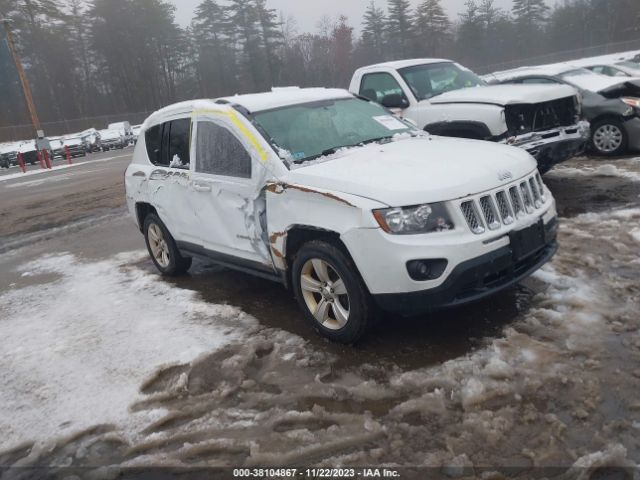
[381,94,409,109]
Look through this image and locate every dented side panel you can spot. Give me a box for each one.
[265,181,385,271]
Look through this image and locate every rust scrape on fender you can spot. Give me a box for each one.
[269,231,286,259]
[265,182,355,208]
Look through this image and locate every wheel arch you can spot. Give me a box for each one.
[135,202,158,232]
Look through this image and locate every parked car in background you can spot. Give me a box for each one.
[49,138,65,159]
[126,88,558,343]
[79,128,101,152]
[485,63,640,156]
[0,142,20,168]
[17,140,44,165]
[99,129,126,151]
[350,59,589,174]
[131,124,142,143]
[61,135,88,158]
[108,121,133,144]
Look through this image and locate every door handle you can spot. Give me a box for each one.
[192,181,212,192]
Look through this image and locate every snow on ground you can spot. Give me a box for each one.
[0,154,130,183]
[0,250,255,451]
[548,158,640,182]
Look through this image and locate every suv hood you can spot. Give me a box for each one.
[429,84,576,106]
[286,137,536,206]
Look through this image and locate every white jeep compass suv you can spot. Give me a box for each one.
[125,88,559,343]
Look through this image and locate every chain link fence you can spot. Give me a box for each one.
[0,111,153,143]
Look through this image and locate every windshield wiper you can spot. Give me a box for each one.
[294,136,395,164]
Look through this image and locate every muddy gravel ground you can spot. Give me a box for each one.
[0,155,639,479]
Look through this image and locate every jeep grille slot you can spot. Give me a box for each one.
[495,191,514,225]
[479,196,501,230]
[535,173,546,202]
[520,182,534,213]
[529,178,542,207]
[509,186,524,218]
[461,201,485,235]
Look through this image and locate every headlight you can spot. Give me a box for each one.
[621,97,640,109]
[373,203,454,234]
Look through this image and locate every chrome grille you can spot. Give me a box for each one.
[495,191,514,225]
[479,196,501,230]
[461,173,550,235]
[461,201,485,234]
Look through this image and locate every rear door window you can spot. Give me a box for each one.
[145,124,163,165]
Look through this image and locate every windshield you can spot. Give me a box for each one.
[252,98,417,164]
[559,68,597,80]
[617,61,640,70]
[398,62,486,101]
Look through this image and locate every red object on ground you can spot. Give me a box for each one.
[43,149,52,169]
[37,150,46,169]
[17,152,26,173]
[64,145,73,165]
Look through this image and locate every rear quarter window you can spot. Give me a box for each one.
[145,125,163,165]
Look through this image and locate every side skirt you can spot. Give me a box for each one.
[176,241,286,285]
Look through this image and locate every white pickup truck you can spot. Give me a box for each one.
[349,59,590,173]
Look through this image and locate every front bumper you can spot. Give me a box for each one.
[373,231,557,316]
[504,121,590,171]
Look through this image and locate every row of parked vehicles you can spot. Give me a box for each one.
[0,122,142,169]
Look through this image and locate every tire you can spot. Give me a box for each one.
[590,118,628,156]
[143,213,192,276]
[291,240,373,343]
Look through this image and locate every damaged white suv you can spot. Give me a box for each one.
[125,88,559,343]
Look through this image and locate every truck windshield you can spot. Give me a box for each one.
[398,62,486,100]
[252,98,416,164]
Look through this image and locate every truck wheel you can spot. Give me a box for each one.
[292,240,372,343]
[591,119,627,156]
[143,213,192,276]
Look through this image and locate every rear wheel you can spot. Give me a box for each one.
[591,119,628,156]
[143,213,192,276]
[292,241,373,343]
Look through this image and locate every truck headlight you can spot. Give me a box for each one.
[373,203,454,234]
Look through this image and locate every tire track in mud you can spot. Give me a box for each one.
[2,158,640,478]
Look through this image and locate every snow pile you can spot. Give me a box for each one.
[0,251,253,451]
[549,163,640,182]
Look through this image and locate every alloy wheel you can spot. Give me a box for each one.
[300,259,350,330]
[148,223,170,268]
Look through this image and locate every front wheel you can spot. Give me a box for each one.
[143,213,192,276]
[591,119,628,156]
[292,241,373,343]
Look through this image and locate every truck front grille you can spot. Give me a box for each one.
[505,96,578,135]
[460,173,549,235]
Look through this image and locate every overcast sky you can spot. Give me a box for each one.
[171,0,518,33]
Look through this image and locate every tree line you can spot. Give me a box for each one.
[1,0,639,132]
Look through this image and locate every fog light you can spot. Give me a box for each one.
[406,259,448,281]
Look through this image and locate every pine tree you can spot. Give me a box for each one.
[332,15,353,86]
[226,0,263,91]
[192,0,236,96]
[512,0,548,55]
[386,0,414,58]
[254,0,283,86]
[414,0,450,57]
[361,1,387,61]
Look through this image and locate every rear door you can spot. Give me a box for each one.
[145,117,200,243]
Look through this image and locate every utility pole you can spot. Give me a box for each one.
[2,18,43,137]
